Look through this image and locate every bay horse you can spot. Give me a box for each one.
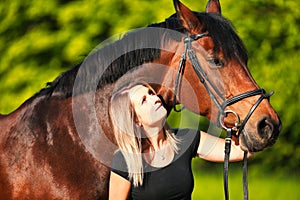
[0,0,281,199]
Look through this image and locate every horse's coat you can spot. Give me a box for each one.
[0,0,281,199]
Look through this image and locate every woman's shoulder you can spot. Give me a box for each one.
[171,128,200,158]
[171,128,200,140]
[111,150,129,179]
[112,150,126,167]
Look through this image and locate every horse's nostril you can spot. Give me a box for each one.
[258,117,274,139]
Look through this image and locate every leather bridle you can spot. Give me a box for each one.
[173,32,274,200]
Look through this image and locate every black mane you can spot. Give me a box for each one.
[37,12,247,98]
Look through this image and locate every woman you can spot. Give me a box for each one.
[109,81,251,200]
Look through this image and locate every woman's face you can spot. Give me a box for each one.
[129,85,167,128]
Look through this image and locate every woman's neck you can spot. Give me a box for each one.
[142,128,175,168]
[142,127,166,151]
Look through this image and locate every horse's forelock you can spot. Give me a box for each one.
[198,12,248,63]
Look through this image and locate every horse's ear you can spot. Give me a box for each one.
[173,0,203,33]
[206,0,221,14]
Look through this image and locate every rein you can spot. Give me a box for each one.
[173,32,274,200]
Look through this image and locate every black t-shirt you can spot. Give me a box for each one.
[111,129,200,200]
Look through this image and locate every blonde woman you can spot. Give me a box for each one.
[109,82,251,200]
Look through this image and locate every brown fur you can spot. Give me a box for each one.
[0,0,281,198]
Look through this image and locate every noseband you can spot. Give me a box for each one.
[173,32,273,200]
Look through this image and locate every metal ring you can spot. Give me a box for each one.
[219,110,241,130]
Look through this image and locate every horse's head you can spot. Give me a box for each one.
[167,0,281,152]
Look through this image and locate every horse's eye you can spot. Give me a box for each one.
[208,58,224,67]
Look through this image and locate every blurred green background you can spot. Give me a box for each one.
[0,0,299,199]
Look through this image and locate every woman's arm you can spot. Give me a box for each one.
[109,171,131,200]
[197,131,253,162]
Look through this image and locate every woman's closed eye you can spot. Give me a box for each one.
[140,88,156,105]
[141,96,146,104]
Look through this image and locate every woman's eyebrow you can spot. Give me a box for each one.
[147,88,155,95]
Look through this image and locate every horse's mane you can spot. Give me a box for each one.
[37,12,247,98]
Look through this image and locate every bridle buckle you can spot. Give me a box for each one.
[219,110,241,131]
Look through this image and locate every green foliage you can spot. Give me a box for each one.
[0,0,174,113]
[223,0,300,175]
[192,159,300,199]
[0,0,299,175]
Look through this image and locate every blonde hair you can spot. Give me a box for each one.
[109,81,179,187]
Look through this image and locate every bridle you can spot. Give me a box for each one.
[173,32,274,200]
[174,31,274,200]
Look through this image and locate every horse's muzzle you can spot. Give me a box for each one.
[241,116,281,152]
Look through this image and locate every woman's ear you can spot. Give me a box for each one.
[137,122,143,127]
[135,119,143,127]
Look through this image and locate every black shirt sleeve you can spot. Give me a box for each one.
[192,129,201,157]
[174,128,201,158]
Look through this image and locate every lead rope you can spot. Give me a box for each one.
[243,151,248,200]
[224,128,232,200]
[224,129,248,200]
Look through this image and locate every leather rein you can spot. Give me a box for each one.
[173,32,273,200]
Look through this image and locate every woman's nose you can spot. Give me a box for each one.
[149,95,160,103]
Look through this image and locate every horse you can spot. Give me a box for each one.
[0,0,281,199]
